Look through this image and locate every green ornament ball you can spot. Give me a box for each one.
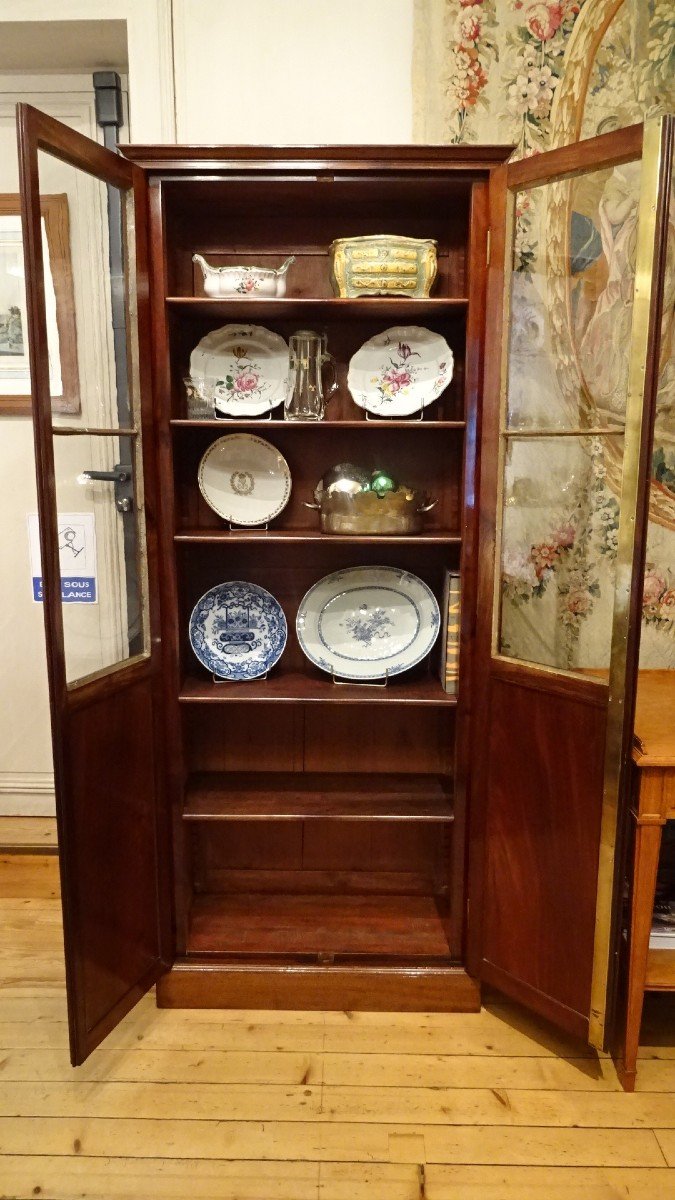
[370,469,397,498]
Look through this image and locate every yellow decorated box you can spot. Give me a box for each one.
[329,235,437,298]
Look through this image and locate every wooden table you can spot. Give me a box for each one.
[620,670,675,1091]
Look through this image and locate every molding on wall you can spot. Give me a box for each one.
[0,773,56,816]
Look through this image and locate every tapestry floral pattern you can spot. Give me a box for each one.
[414,0,675,669]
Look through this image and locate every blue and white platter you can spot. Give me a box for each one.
[189,581,287,680]
[296,566,440,681]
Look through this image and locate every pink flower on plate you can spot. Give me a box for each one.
[242,276,257,292]
[530,541,558,579]
[234,370,259,392]
[459,0,482,6]
[382,367,412,394]
[525,2,564,41]
[643,566,667,608]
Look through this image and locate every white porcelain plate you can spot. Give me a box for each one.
[198,434,291,526]
[348,326,453,418]
[189,324,289,417]
[189,581,287,680]
[296,566,440,681]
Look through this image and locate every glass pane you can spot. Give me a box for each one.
[34,149,139,428]
[498,434,624,676]
[51,432,148,686]
[507,162,641,432]
[640,159,675,668]
[31,148,148,687]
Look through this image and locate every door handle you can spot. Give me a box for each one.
[79,463,134,513]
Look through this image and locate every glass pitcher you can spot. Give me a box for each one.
[285,330,338,421]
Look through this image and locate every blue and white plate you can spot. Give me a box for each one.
[296,566,440,681]
[189,582,287,680]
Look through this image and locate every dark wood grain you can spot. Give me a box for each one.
[123,143,514,168]
[188,893,452,957]
[166,296,469,317]
[157,959,480,1011]
[179,670,457,705]
[480,678,607,1035]
[184,772,453,820]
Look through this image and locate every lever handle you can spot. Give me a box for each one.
[81,467,130,483]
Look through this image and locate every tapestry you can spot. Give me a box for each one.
[413,0,675,670]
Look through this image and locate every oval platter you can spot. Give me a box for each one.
[348,325,453,418]
[296,565,440,681]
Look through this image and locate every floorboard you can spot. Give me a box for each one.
[1,852,675,1198]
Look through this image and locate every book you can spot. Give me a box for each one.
[441,570,461,695]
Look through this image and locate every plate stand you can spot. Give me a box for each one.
[214,407,273,421]
[331,670,389,689]
[212,670,269,683]
[365,408,424,422]
[228,522,268,531]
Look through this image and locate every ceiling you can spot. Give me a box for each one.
[0,20,128,72]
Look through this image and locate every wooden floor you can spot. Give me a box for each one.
[2,851,675,1198]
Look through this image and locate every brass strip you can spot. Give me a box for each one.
[588,115,667,1050]
[490,188,516,659]
[501,427,624,439]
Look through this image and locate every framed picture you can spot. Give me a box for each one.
[0,194,79,416]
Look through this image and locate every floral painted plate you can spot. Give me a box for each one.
[347,326,453,418]
[189,324,289,417]
[296,566,440,681]
[189,581,287,680]
[198,434,291,526]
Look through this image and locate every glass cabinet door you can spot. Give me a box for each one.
[18,104,170,1066]
[471,115,674,1050]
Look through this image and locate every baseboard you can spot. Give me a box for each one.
[157,958,481,1012]
[0,773,56,816]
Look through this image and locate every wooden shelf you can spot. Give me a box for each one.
[184,772,454,821]
[646,947,675,990]
[170,418,466,430]
[179,671,456,706]
[166,296,469,319]
[187,892,452,957]
[175,528,461,546]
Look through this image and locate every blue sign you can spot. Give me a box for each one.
[32,577,97,603]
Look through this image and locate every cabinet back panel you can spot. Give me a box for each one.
[162,176,471,298]
[184,704,454,775]
[191,820,450,896]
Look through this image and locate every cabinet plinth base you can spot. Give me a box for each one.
[156,958,481,1012]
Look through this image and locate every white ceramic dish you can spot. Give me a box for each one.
[348,326,453,418]
[189,581,287,680]
[198,434,291,526]
[189,324,289,417]
[193,254,295,298]
[296,565,440,681]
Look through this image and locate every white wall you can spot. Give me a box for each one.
[173,0,414,143]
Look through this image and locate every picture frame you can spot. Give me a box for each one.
[0,193,80,416]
